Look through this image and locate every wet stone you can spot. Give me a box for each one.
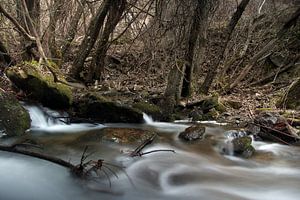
[178,125,206,141]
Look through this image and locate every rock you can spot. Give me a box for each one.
[6,61,72,109]
[72,92,144,123]
[277,78,300,110]
[133,101,163,121]
[187,94,226,121]
[75,127,155,145]
[178,125,206,141]
[231,136,255,158]
[0,90,30,137]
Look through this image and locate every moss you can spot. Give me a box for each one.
[6,62,72,109]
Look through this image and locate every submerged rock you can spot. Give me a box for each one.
[179,125,206,141]
[75,127,155,145]
[6,61,72,109]
[73,92,144,123]
[0,90,30,136]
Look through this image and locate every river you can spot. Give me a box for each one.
[0,104,299,200]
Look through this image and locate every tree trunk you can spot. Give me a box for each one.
[200,0,251,94]
[70,0,111,80]
[87,0,126,81]
[181,0,219,97]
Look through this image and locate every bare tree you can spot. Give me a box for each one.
[87,0,126,81]
[70,0,111,80]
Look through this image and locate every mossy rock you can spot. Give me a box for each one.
[178,124,206,141]
[6,61,72,109]
[75,127,155,145]
[73,92,144,123]
[277,78,300,110]
[201,94,226,113]
[0,90,30,136]
[133,101,162,121]
[231,136,255,158]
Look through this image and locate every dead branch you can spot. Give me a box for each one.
[130,133,156,156]
[0,144,75,168]
[227,7,300,92]
[249,55,300,86]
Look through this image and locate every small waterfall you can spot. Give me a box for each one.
[143,113,154,124]
[23,104,104,133]
[25,105,67,128]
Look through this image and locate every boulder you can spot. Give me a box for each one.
[75,127,155,145]
[6,61,72,109]
[231,136,255,158]
[178,124,206,141]
[73,92,144,123]
[0,89,30,137]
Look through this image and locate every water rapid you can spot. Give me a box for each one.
[0,105,299,200]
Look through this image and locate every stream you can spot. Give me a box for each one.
[0,104,300,200]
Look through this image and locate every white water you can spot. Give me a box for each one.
[24,104,105,133]
[0,106,299,200]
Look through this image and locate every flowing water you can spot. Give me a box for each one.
[0,105,300,200]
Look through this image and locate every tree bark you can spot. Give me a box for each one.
[70,0,111,80]
[87,0,126,81]
[200,0,251,94]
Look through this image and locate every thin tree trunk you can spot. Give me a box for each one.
[227,7,300,92]
[200,0,251,94]
[70,0,111,80]
[87,0,126,81]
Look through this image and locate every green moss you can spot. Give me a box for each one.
[6,62,72,109]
